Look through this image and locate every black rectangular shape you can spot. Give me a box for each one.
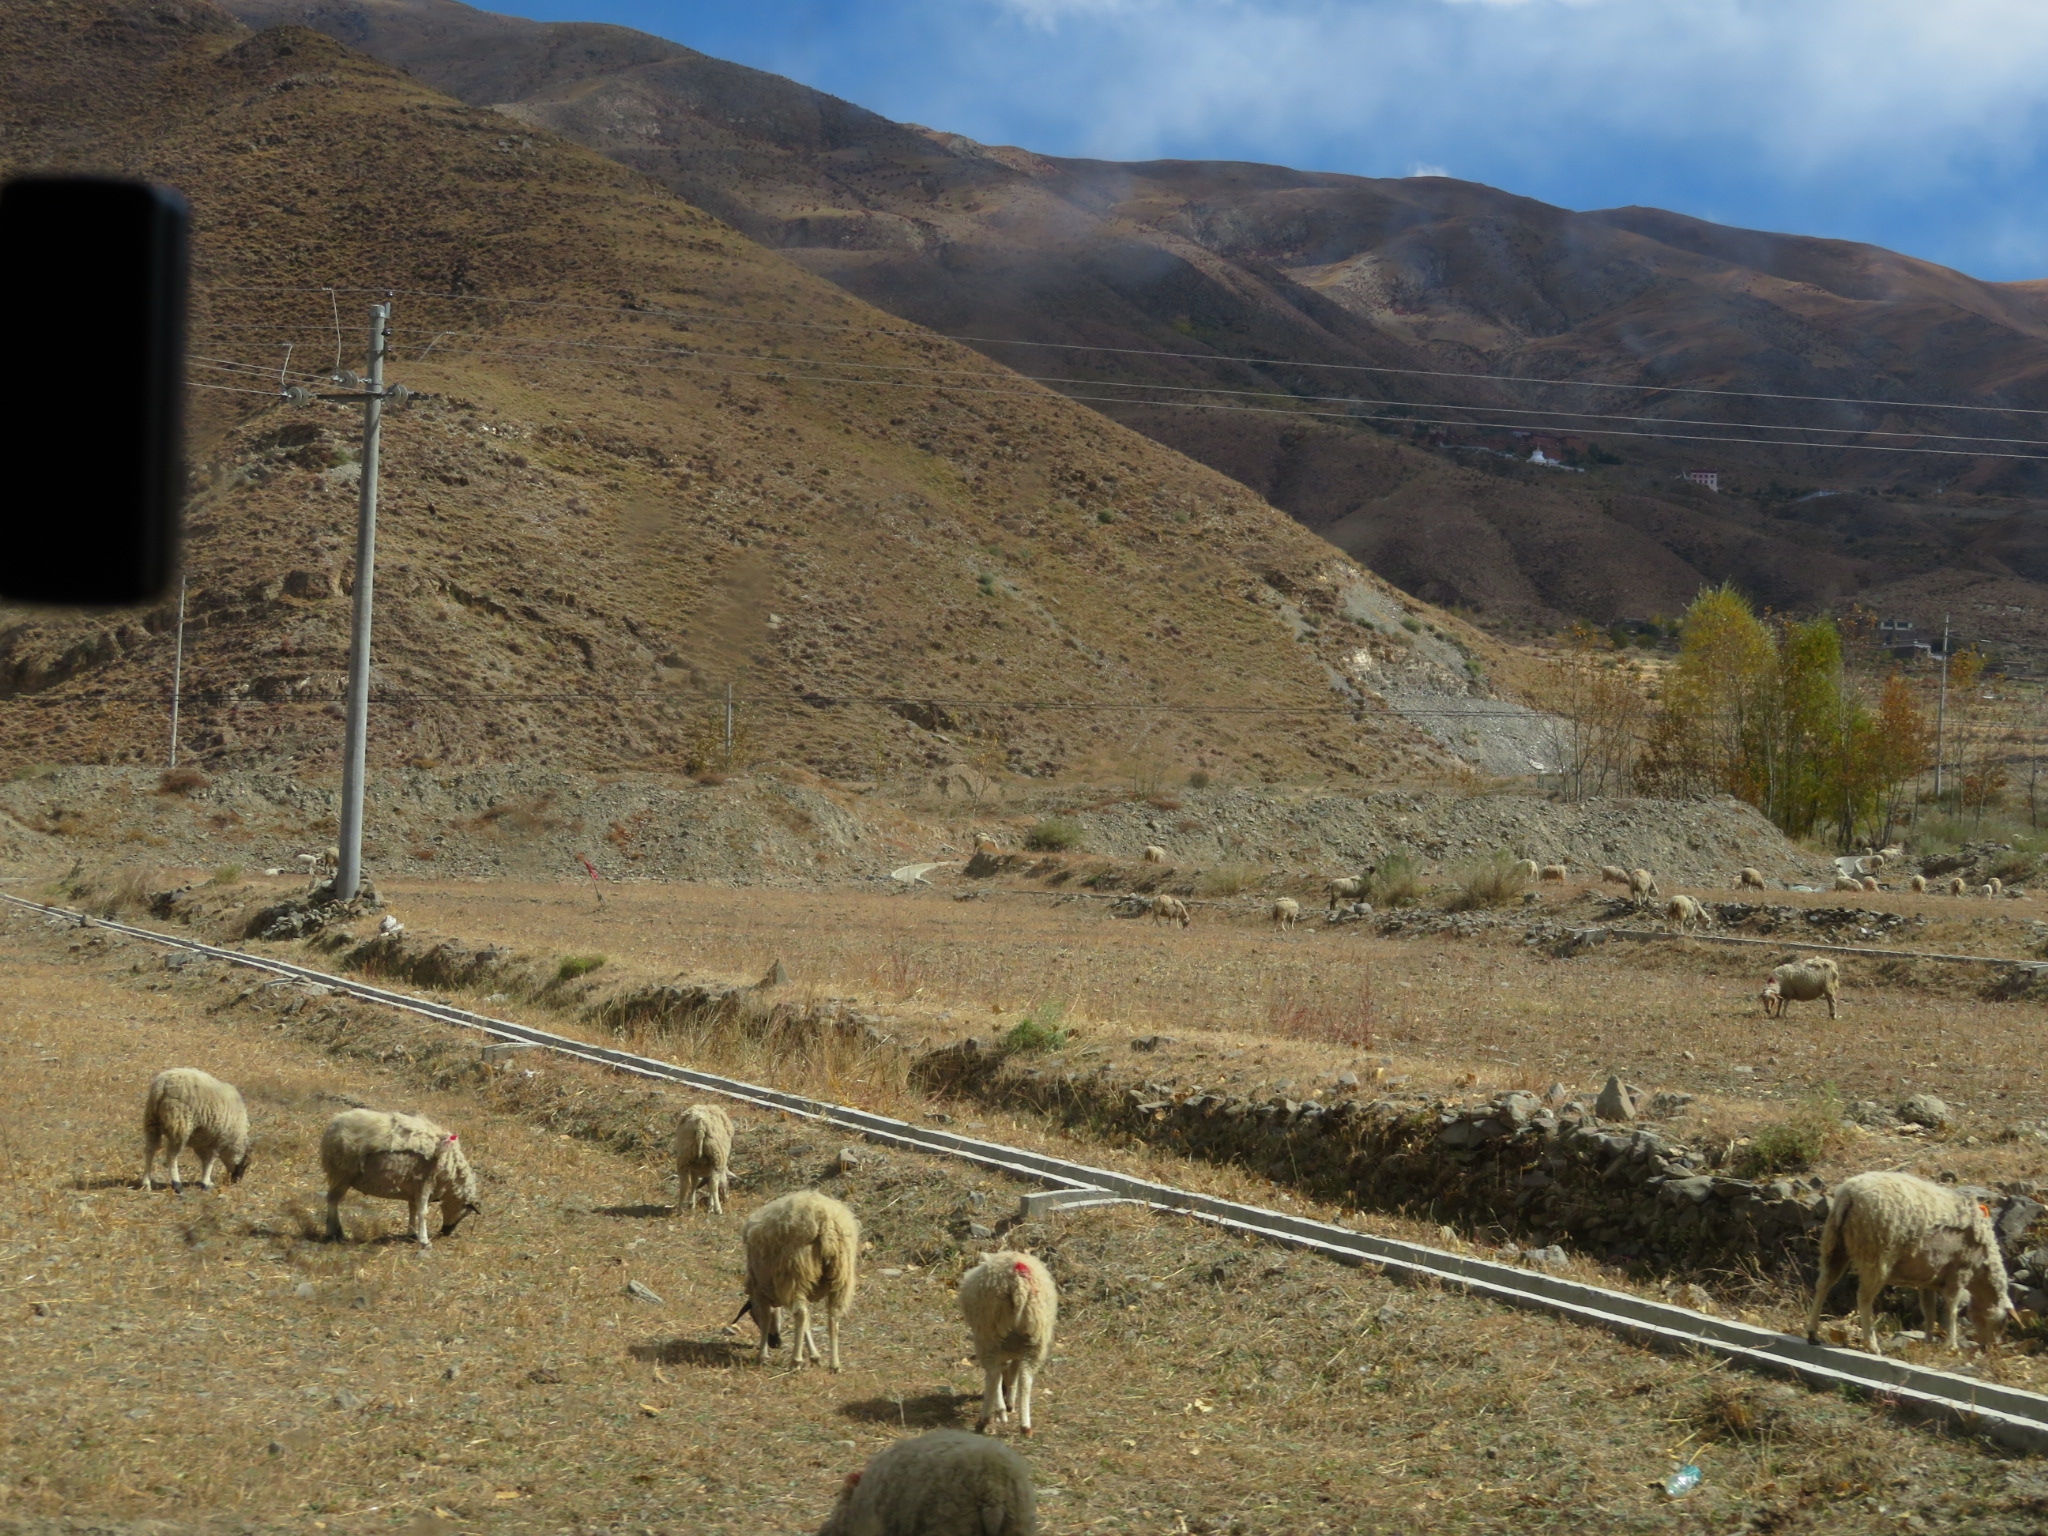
[0,176,188,606]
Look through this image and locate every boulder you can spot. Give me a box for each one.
[1898,1094,1953,1128]
[1594,1076,1637,1122]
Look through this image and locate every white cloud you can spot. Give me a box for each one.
[1407,163,1449,178]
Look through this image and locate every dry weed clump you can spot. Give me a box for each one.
[1443,850,1530,911]
[156,765,211,796]
[1024,816,1084,852]
[1266,975,1376,1050]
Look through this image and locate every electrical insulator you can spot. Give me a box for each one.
[386,383,412,406]
[333,369,361,389]
[282,385,311,405]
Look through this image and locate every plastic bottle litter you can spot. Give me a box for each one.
[1663,1464,1703,1498]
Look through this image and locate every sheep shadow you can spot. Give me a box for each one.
[597,1203,673,1220]
[837,1392,973,1430]
[73,1175,141,1192]
[629,1337,750,1369]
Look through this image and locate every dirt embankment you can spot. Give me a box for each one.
[0,765,1825,890]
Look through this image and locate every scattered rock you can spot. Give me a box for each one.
[442,1363,461,1382]
[1129,1035,1176,1052]
[1594,1076,1636,1122]
[1525,1246,1570,1270]
[1648,1092,1696,1118]
[967,1221,995,1241]
[332,1390,363,1411]
[293,1282,316,1299]
[834,1147,862,1174]
[624,1279,664,1304]
[757,958,790,989]
[1898,1094,1953,1128]
[526,1367,563,1386]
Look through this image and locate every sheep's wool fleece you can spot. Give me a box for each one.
[816,1430,1036,1536]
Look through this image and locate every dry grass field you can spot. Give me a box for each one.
[334,875,2048,1166]
[5,906,2048,1536]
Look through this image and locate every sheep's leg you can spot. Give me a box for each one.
[410,1184,434,1248]
[164,1133,189,1194]
[677,1173,695,1215]
[198,1147,219,1193]
[710,1174,725,1215]
[1804,1241,1850,1344]
[977,1360,1004,1431]
[1015,1360,1037,1435]
[755,1306,774,1367]
[324,1184,348,1242]
[1936,1278,1966,1351]
[141,1126,160,1191]
[825,1304,841,1373]
[782,1298,809,1368]
[1853,1271,1888,1354]
[1826,988,1838,1020]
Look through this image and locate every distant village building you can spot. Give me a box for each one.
[1683,469,1720,491]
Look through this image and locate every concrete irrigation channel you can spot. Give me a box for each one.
[5,889,2047,1456]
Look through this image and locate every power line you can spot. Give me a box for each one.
[383,332,2048,449]
[195,340,2048,460]
[192,281,2048,421]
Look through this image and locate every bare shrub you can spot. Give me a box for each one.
[1195,862,1259,897]
[1731,1088,1845,1178]
[1024,817,1083,852]
[1444,851,1528,912]
[157,767,210,796]
[1367,852,1421,907]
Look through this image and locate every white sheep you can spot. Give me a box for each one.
[1269,897,1301,931]
[958,1250,1059,1435]
[141,1068,250,1193]
[319,1108,479,1248]
[1511,858,1539,880]
[1628,867,1660,899]
[814,1429,1036,1536]
[1948,876,1967,896]
[1141,845,1168,864]
[1738,867,1766,890]
[973,834,1001,854]
[1832,874,1864,892]
[1861,876,1880,893]
[1149,894,1191,928]
[1539,863,1568,883]
[1599,864,1631,886]
[1909,874,1928,893]
[1879,843,1905,861]
[673,1103,733,1215]
[1664,894,1709,933]
[1805,1171,2016,1355]
[1989,876,2005,896]
[1325,875,1367,910]
[739,1190,859,1371]
[1758,956,1840,1019]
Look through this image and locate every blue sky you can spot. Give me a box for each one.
[483,0,2048,282]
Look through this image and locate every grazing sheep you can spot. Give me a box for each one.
[1832,875,1864,892]
[1664,894,1709,933]
[739,1190,859,1371]
[1141,845,1168,864]
[1269,897,1301,931]
[320,1108,479,1248]
[973,834,1001,854]
[1325,875,1367,910]
[1949,875,1967,896]
[1539,863,1568,883]
[958,1250,1059,1435]
[1805,1171,2016,1355]
[141,1069,250,1194]
[1628,868,1660,899]
[673,1103,733,1215]
[1599,864,1631,886]
[1862,876,1880,893]
[1737,867,1766,890]
[1909,874,1928,893]
[1758,956,1840,1020]
[1879,843,1905,861]
[1150,894,1191,928]
[815,1429,1036,1536]
[1989,876,2005,896]
[1511,858,1539,880]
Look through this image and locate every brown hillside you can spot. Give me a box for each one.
[223,0,2048,654]
[0,0,1491,784]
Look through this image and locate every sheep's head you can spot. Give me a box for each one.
[229,1150,250,1184]
[435,1134,481,1235]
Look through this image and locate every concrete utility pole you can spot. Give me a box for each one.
[724,681,735,767]
[1934,613,1951,803]
[167,574,187,768]
[333,303,390,903]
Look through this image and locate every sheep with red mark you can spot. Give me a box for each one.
[320,1108,479,1248]
[958,1250,1059,1436]
[1805,1171,2016,1355]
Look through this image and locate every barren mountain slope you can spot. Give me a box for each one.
[220,0,2048,646]
[0,0,1487,784]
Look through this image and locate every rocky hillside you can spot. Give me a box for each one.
[0,0,1516,785]
[223,0,2048,652]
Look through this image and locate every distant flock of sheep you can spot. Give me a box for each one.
[136,1076,1053,1533]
